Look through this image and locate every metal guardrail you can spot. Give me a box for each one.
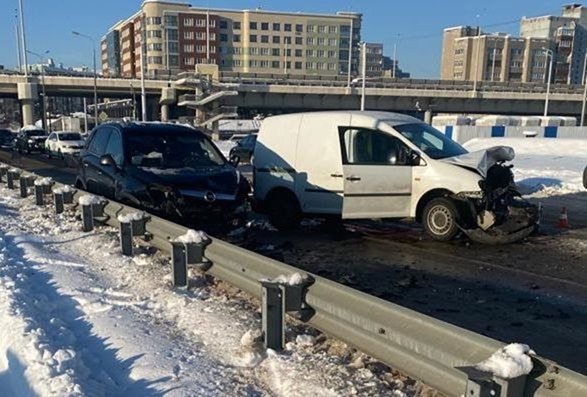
[1,163,587,397]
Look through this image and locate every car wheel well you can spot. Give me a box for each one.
[74,179,86,190]
[415,189,454,223]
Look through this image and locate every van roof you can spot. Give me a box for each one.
[264,111,422,126]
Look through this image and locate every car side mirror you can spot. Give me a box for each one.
[100,154,117,168]
[229,154,240,167]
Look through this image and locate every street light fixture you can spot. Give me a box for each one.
[542,48,554,117]
[26,49,49,131]
[72,31,99,126]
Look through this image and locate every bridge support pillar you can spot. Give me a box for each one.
[424,110,433,125]
[18,83,38,127]
[159,87,176,122]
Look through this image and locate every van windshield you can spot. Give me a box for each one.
[391,122,468,159]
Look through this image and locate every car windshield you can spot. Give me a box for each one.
[59,133,82,141]
[392,122,468,159]
[26,130,47,137]
[126,130,225,168]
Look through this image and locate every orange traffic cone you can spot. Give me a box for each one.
[557,207,570,229]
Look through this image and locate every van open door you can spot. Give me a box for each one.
[339,127,412,219]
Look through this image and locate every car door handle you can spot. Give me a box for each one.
[330,173,343,178]
[346,176,361,182]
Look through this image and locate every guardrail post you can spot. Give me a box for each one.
[261,281,285,351]
[81,204,94,232]
[54,192,64,214]
[0,166,7,183]
[19,176,28,198]
[7,170,20,189]
[458,366,527,397]
[120,222,133,256]
[171,242,188,287]
[34,185,44,205]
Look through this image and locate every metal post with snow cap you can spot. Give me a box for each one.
[33,177,54,206]
[117,211,150,257]
[170,229,210,288]
[78,194,107,232]
[52,185,76,214]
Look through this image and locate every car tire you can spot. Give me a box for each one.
[266,189,302,231]
[422,197,459,241]
[583,165,587,189]
[58,149,63,159]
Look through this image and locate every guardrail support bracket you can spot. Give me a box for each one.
[170,240,209,287]
[54,193,64,214]
[81,204,94,232]
[7,171,19,189]
[457,366,527,397]
[34,185,44,205]
[19,176,28,198]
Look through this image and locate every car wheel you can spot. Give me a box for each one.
[58,149,63,159]
[583,165,587,189]
[422,197,459,241]
[266,189,302,231]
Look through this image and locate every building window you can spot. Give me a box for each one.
[148,56,163,64]
[272,61,280,68]
[220,34,228,42]
[261,35,269,43]
[148,43,163,51]
[261,22,269,31]
[306,49,314,57]
[209,19,216,28]
[167,29,178,41]
[328,50,336,58]
[233,21,241,30]
[284,48,291,56]
[232,59,242,67]
[148,30,162,38]
[329,26,337,34]
[328,38,337,46]
[306,37,315,45]
[273,36,280,44]
[169,55,179,66]
[146,17,162,25]
[184,44,194,53]
[219,20,228,29]
[307,25,316,33]
[210,46,216,54]
[284,37,292,45]
[250,34,257,43]
[284,24,292,32]
[195,19,206,27]
[168,42,179,53]
[273,23,280,31]
[272,48,280,56]
[184,18,194,27]
[196,44,206,53]
[295,49,302,57]
[184,31,194,40]
[296,24,303,33]
[183,57,194,65]
[209,32,216,41]
[295,61,302,69]
[164,15,178,27]
[234,34,241,42]
[196,31,206,40]
[306,61,315,69]
[260,60,269,68]
[295,37,302,45]
[261,47,270,55]
[317,38,325,46]
[318,25,326,33]
[250,22,257,30]
[249,47,259,55]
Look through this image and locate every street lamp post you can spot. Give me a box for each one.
[581,53,587,126]
[360,42,367,111]
[472,16,481,93]
[26,49,49,131]
[18,0,28,77]
[543,49,554,117]
[72,31,99,126]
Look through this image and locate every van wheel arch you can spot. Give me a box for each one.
[265,187,302,231]
[415,189,455,223]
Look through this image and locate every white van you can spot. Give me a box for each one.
[253,111,537,243]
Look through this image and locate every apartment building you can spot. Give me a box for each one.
[101,0,362,78]
[441,4,587,84]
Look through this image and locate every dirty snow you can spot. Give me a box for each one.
[173,229,209,244]
[463,138,587,196]
[263,272,307,286]
[53,185,73,194]
[117,212,146,223]
[0,184,409,396]
[33,177,54,187]
[78,195,103,206]
[475,343,535,379]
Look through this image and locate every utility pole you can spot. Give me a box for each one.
[347,17,354,87]
[581,53,587,126]
[472,16,481,93]
[26,50,49,131]
[140,14,147,121]
[392,43,397,78]
[15,9,22,71]
[543,49,554,117]
[360,42,367,111]
[72,31,99,126]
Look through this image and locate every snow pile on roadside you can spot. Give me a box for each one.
[33,177,53,186]
[463,138,587,196]
[173,229,209,244]
[52,185,73,194]
[264,272,307,286]
[475,343,535,379]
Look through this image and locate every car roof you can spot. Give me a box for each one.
[265,111,422,127]
[104,121,205,136]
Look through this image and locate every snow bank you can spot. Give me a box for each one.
[78,195,103,206]
[33,177,53,187]
[173,229,209,244]
[296,334,315,347]
[475,343,535,379]
[8,168,20,174]
[464,138,587,196]
[117,212,146,223]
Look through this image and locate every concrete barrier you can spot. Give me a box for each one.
[438,125,587,144]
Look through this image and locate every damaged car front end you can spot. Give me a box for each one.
[444,146,539,244]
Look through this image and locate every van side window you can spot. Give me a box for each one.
[339,128,409,165]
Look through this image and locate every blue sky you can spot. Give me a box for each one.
[0,0,563,78]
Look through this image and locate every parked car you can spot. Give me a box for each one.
[45,131,85,158]
[75,122,250,224]
[0,129,15,149]
[229,134,257,163]
[14,127,48,154]
[253,111,538,244]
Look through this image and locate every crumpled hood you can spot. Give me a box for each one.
[440,146,515,178]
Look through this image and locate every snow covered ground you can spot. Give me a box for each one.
[464,138,587,197]
[0,185,411,396]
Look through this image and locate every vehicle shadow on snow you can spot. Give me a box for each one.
[3,235,173,397]
[0,351,36,397]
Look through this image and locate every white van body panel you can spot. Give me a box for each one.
[254,111,483,220]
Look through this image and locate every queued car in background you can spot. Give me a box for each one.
[45,131,86,158]
[14,127,48,154]
[0,129,15,149]
[229,133,257,164]
[75,122,250,226]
